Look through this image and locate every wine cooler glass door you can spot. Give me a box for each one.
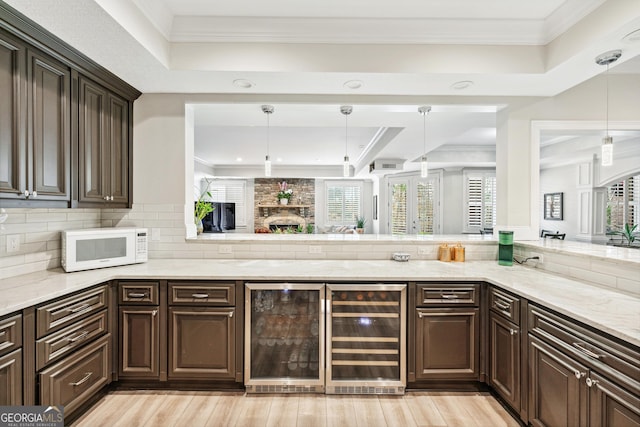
[245,283,325,393]
[326,284,407,395]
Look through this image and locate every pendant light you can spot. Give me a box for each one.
[261,105,274,176]
[418,106,431,178]
[595,50,621,167]
[340,105,353,177]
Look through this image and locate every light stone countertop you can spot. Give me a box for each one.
[1,259,638,347]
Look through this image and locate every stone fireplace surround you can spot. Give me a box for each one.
[254,178,315,232]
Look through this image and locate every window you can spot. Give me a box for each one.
[464,171,496,232]
[204,179,247,226]
[607,174,639,232]
[325,181,362,225]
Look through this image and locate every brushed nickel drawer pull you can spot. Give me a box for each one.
[152,310,157,317]
[574,370,586,380]
[494,301,510,311]
[510,329,518,335]
[127,292,147,298]
[228,311,233,318]
[70,304,91,314]
[66,331,89,343]
[586,377,599,388]
[192,293,209,299]
[69,372,93,387]
[573,342,603,359]
[441,294,459,299]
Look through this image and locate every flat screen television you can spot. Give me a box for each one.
[198,202,236,233]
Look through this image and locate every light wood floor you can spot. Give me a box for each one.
[70,390,521,427]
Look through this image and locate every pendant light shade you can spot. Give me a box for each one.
[341,105,353,177]
[418,106,431,178]
[261,105,274,176]
[595,50,621,167]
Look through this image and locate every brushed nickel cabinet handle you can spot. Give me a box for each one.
[418,312,425,318]
[441,294,459,299]
[69,372,93,387]
[494,301,510,311]
[586,377,599,388]
[66,331,89,343]
[228,311,234,318]
[510,329,518,335]
[70,304,91,313]
[127,292,147,298]
[572,342,603,360]
[152,310,157,317]
[574,370,586,380]
[192,293,209,299]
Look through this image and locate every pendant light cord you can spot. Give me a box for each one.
[344,112,348,157]
[423,109,426,154]
[605,62,609,136]
[266,112,270,155]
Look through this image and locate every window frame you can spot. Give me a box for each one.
[323,180,364,226]
[463,170,496,233]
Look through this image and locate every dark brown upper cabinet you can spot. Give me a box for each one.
[0,31,71,205]
[77,76,130,207]
[0,3,140,208]
[0,29,26,200]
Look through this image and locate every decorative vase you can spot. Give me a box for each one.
[280,198,288,205]
[356,228,364,234]
[195,218,204,235]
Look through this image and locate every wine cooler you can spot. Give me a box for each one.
[245,283,325,393]
[326,284,406,395]
[245,282,406,394]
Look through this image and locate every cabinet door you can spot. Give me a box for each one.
[528,335,588,427]
[27,49,70,200]
[78,76,107,203]
[0,29,26,198]
[107,93,129,205]
[0,348,22,405]
[588,372,640,427]
[489,313,520,411]
[119,306,160,378]
[415,308,479,380]
[168,307,235,379]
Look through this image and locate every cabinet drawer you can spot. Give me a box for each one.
[119,281,159,305]
[0,313,22,356]
[169,281,235,306]
[40,334,111,417]
[417,283,479,306]
[36,309,108,370]
[489,287,520,325]
[529,304,640,394]
[37,285,109,338]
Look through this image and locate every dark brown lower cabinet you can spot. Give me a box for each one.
[415,308,479,380]
[588,372,640,427]
[168,307,236,379]
[40,334,110,416]
[489,312,520,411]
[0,348,22,405]
[528,335,589,427]
[119,306,160,378]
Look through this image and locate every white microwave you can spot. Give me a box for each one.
[61,227,148,272]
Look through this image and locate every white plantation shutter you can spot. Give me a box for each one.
[391,183,407,234]
[607,174,640,230]
[205,179,247,226]
[326,182,362,225]
[464,172,496,232]
[417,181,434,234]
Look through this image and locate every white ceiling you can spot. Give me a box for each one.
[6,0,640,176]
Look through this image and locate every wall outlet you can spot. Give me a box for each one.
[309,246,322,254]
[219,245,233,254]
[6,235,20,253]
[530,252,543,264]
[151,228,161,241]
[417,247,430,256]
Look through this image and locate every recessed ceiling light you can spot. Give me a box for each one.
[622,29,640,43]
[233,79,254,89]
[344,80,363,90]
[276,157,283,162]
[236,157,242,162]
[450,80,474,90]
